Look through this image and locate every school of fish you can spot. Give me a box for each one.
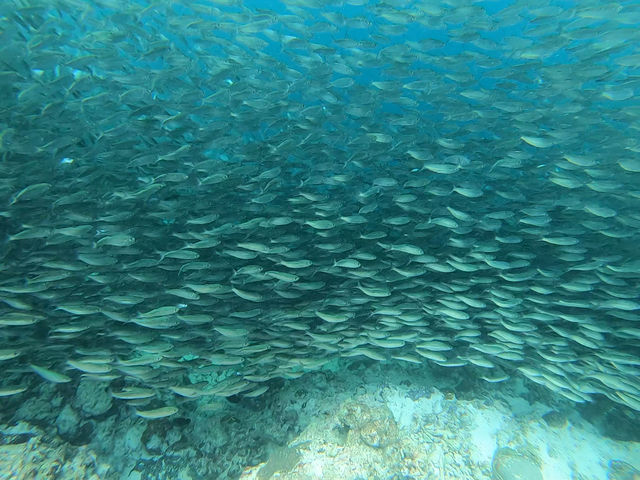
[1,0,640,417]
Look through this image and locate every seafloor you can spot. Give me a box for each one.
[1,359,638,480]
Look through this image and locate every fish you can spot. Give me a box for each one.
[95,234,136,247]
[9,183,52,205]
[134,406,179,419]
[0,349,21,361]
[111,388,156,400]
[0,0,637,427]
[0,385,28,397]
[30,364,72,383]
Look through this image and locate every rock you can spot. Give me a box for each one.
[336,400,398,449]
[542,410,568,428]
[492,447,542,480]
[145,433,164,454]
[256,444,301,480]
[608,460,640,480]
[0,421,108,479]
[359,416,398,449]
[578,399,640,442]
[74,379,112,417]
[166,426,183,447]
[56,405,80,437]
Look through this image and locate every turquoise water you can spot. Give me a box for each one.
[0,1,639,479]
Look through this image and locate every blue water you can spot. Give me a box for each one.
[1,1,640,479]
